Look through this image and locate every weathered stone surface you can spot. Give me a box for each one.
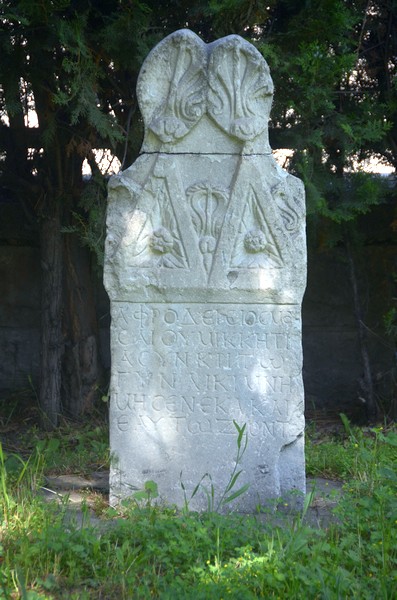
[104,29,307,511]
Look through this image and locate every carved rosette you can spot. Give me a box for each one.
[230,186,283,270]
[122,180,188,269]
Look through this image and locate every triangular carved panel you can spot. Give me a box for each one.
[230,186,283,269]
[124,178,188,269]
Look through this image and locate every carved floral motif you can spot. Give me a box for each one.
[139,32,274,144]
[280,199,300,236]
[125,180,187,269]
[142,33,207,143]
[149,227,174,254]
[208,37,273,141]
[117,31,302,280]
[230,187,283,269]
[187,183,228,274]
[243,229,268,253]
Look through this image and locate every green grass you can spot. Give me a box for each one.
[7,422,110,477]
[1,417,396,599]
[306,418,397,482]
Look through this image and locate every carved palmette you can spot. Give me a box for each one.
[138,31,207,144]
[137,30,274,144]
[207,36,274,141]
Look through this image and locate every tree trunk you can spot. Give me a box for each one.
[61,233,102,418]
[344,230,378,422]
[39,204,63,430]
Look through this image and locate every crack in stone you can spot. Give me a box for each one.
[140,151,274,157]
[280,431,304,452]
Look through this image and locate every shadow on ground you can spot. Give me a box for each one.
[40,472,344,530]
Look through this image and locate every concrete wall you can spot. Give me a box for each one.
[0,246,41,394]
[1,204,395,418]
[303,245,396,417]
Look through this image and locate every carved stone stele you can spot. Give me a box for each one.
[104,30,307,511]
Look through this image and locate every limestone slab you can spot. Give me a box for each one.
[104,29,307,511]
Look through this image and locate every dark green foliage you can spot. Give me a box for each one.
[62,172,108,267]
[257,0,396,227]
[2,1,394,193]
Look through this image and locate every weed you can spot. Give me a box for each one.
[132,480,159,506]
[29,422,110,476]
[181,421,250,513]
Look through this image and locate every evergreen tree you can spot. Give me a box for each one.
[1,0,395,424]
[0,1,153,427]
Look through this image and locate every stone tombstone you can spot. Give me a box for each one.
[104,29,306,511]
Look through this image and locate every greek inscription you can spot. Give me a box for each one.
[216,397,227,415]
[132,305,152,327]
[111,303,302,440]
[259,356,284,370]
[187,418,212,434]
[173,352,188,367]
[129,305,299,329]
[161,329,187,346]
[181,308,200,325]
[138,331,154,345]
[118,329,130,346]
[115,304,298,330]
[138,350,164,367]
[189,374,200,391]
[216,419,236,434]
[114,405,297,440]
[117,415,129,432]
[160,372,176,390]
[245,375,295,394]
